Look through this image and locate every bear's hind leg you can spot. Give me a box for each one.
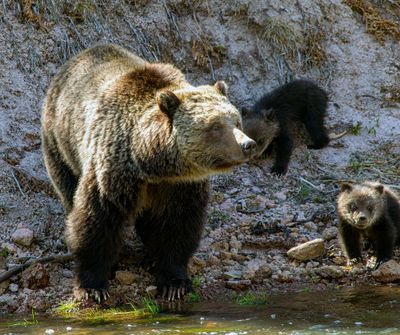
[304,94,330,149]
[42,133,78,213]
[67,168,136,302]
[136,181,209,301]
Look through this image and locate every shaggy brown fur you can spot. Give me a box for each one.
[337,181,400,269]
[41,44,256,302]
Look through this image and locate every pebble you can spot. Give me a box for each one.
[372,260,400,283]
[287,239,325,261]
[274,191,287,201]
[115,271,136,285]
[322,227,338,241]
[9,283,18,292]
[145,285,158,297]
[11,228,34,247]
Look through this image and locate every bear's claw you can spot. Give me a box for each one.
[159,278,191,301]
[74,287,110,303]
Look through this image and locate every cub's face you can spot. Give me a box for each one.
[157,81,257,174]
[337,182,385,229]
[241,108,279,158]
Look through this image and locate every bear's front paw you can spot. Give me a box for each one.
[73,287,110,304]
[158,278,192,301]
[270,166,287,176]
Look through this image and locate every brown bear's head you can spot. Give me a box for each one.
[337,181,386,229]
[241,107,280,158]
[156,81,257,175]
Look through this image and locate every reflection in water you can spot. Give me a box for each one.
[2,286,400,335]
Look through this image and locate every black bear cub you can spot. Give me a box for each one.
[242,79,332,175]
[337,181,400,269]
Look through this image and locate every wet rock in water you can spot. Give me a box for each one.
[287,238,325,261]
[145,285,158,297]
[322,227,338,241]
[372,260,400,283]
[11,228,34,247]
[314,265,344,279]
[115,270,136,285]
[21,263,50,289]
[225,279,251,290]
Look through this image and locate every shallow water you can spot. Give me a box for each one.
[2,286,400,335]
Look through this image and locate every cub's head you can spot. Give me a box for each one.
[156,81,256,174]
[337,181,386,229]
[241,107,279,158]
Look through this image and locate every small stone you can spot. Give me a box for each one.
[9,283,19,292]
[303,221,317,231]
[220,251,233,260]
[287,238,325,261]
[315,265,344,279]
[274,191,287,201]
[322,227,338,241]
[372,260,400,283]
[11,228,34,247]
[21,263,50,289]
[115,271,136,285]
[192,256,207,268]
[207,255,220,266]
[222,269,242,280]
[145,285,158,297]
[62,269,74,278]
[0,280,9,295]
[225,280,251,290]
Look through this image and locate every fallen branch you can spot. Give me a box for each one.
[0,253,73,284]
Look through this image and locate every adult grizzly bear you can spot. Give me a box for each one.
[41,44,256,302]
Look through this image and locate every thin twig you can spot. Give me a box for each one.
[11,170,25,197]
[0,253,73,284]
[297,176,324,193]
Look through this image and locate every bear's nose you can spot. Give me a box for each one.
[359,216,367,222]
[241,139,257,156]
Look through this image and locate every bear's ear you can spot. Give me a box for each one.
[241,107,251,118]
[340,181,354,193]
[214,81,228,96]
[157,90,181,119]
[261,108,275,121]
[374,184,384,194]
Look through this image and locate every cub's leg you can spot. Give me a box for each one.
[136,180,209,301]
[304,93,330,149]
[42,133,78,213]
[369,221,396,269]
[67,167,141,302]
[338,220,362,264]
[270,125,293,176]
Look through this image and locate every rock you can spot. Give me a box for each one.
[11,228,34,247]
[303,221,317,231]
[61,269,74,278]
[0,280,9,295]
[9,283,19,292]
[322,227,338,241]
[115,271,136,285]
[222,269,242,280]
[207,254,220,266]
[287,239,325,261]
[220,251,233,260]
[242,259,268,280]
[225,280,251,290]
[315,265,344,279]
[274,191,287,201]
[372,260,400,283]
[21,263,50,289]
[145,285,158,297]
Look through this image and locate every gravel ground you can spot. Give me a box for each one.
[0,0,399,313]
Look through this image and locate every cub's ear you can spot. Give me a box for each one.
[374,184,384,194]
[340,181,354,192]
[241,107,251,118]
[157,90,181,119]
[214,81,228,96]
[261,108,275,121]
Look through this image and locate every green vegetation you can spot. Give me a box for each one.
[9,309,39,327]
[55,300,79,314]
[141,297,160,315]
[296,184,311,202]
[235,292,268,306]
[350,121,363,135]
[189,292,200,302]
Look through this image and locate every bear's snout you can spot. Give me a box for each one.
[241,138,257,158]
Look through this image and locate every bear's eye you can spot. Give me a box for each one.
[210,123,222,132]
[367,205,373,211]
[350,203,357,211]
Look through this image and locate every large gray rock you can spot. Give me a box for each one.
[287,238,325,261]
[11,228,34,247]
[372,260,400,283]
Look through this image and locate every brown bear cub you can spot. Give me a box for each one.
[337,181,400,269]
[242,79,333,175]
[41,44,256,302]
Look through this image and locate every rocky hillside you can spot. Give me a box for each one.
[0,0,399,313]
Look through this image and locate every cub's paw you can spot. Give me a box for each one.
[73,287,110,304]
[157,278,192,301]
[270,166,287,176]
[374,257,391,270]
